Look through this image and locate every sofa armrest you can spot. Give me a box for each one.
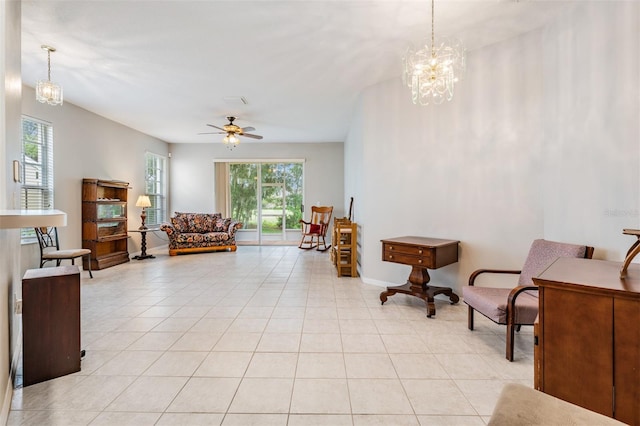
[228,221,243,237]
[160,223,176,236]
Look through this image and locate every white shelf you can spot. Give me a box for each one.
[0,209,67,229]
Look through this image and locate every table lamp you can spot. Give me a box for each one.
[135,195,152,230]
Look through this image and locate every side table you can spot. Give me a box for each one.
[379,236,460,317]
[129,228,158,260]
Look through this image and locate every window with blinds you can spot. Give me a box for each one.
[21,116,54,242]
[144,152,167,226]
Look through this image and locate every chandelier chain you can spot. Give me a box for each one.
[431,0,435,57]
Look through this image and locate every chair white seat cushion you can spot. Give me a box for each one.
[489,383,625,425]
[463,287,538,324]
[43,249,91,259]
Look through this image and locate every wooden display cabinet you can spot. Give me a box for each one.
[82,178,130,270]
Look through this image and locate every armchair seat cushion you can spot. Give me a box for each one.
[463,287,538,325]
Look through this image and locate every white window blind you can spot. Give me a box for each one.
[144,152,167,226]
[21,116,54,242]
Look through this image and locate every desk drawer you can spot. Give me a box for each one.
[383,247,433,268]
[384,243,432,257]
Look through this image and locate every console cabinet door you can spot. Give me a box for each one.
[614,298,640,425]
[541,287,613,417]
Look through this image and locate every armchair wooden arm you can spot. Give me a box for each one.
[506,285,538,323]
[468,269,522,286]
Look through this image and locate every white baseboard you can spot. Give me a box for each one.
[2,324,22,424]
[1,375,13,425]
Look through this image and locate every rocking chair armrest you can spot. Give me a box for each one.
[299,219,311,225]
[468,269,522,286]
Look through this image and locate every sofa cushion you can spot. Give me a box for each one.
[174,232,229,245]
[173,212,221,233]
[171,214,190,233]
[214,218,232,232]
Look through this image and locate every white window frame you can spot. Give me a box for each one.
[20,116,54,243]
[144,152,167,226]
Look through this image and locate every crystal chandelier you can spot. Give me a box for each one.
[36,45,63,106]
[402,0,465,105]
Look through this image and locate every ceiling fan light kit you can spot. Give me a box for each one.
[36,45,64,106]
[223,133,240,149]
[402,0,465,105]
[200,116,263,149]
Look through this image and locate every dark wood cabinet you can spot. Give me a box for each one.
[82,178,130,270]
[22,266,81,386]
[533,257,640,425]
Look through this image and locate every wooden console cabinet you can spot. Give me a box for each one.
[533,257,640,425]
[82,178,130,270]
[22,266,81,386]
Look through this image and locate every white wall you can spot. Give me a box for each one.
[0,0,23,420]
[346,1,640,293]
[21,86,170,264]
[541,2,640,258]
[169,142,345,219]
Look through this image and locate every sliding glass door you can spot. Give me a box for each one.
[230,161,303,244]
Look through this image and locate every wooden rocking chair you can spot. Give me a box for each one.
[299,206,333,251]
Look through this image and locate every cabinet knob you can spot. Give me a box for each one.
[389,255,393,259]
[389,246,394,250]
[418,249,423,254]
[418,259,423,264]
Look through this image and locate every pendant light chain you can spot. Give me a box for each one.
[47,49,52,81]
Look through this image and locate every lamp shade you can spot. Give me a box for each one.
[135,195,152,208]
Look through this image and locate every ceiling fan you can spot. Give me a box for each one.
[199,116,263,145]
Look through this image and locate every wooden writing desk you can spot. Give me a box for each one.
[379,236,459,317]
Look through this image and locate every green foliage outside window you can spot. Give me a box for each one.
[230,162,303,232]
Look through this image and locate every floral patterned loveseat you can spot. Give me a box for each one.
[160,212,243,256]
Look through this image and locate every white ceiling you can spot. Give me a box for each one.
[21,0,575,144]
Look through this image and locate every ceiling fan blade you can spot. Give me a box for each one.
[198,131,225,135]
[241,126,255,132]
[206,124,226,131]
[242,133,263,140]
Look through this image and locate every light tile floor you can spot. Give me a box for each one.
[9,246,534,425]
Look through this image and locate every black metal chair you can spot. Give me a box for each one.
[34,227,93,278]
